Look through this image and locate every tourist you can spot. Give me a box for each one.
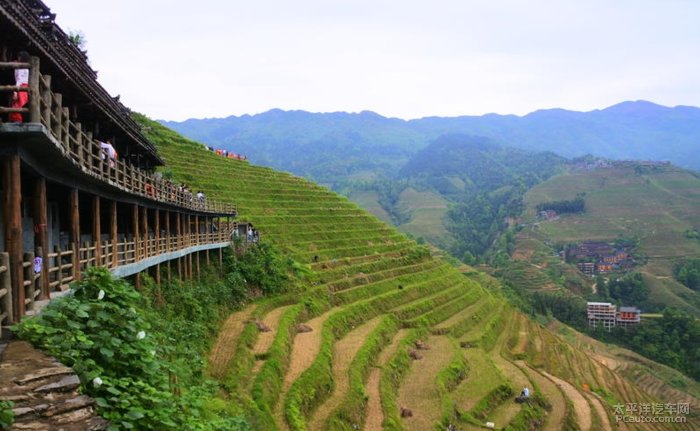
[247,226,254,242]
[9,51,30,123]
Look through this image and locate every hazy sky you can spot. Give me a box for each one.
[48,0,700,121]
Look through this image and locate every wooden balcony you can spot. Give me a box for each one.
[0,58,235,216]
[0,222,235,329]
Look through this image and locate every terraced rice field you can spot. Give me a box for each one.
[140,116,700,431]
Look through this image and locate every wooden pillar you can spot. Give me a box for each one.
[164,211,171,252]
[205,248,210,266]
[195,251,200,280]
[92,196,101,266]
[176,212,182,250]
[132,204,139,261]
[177,256,182,279]
[166,259,171,282]
[110,201,118,267]
[69,189,80,281]
[195,215,200,245]
[155,263,161,286]
[141,206,148,258]
[218,247,223,273]
[33,177,50,299]
[134,272,141,290]
[3,155,24,322]
[154,208,160,255]
[188,252,193,281]
[28,57,41,123]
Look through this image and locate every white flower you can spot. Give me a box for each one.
[150,350,156,356]
[97,290,105,300]
[137,330,146,340]
[92,377,103,387]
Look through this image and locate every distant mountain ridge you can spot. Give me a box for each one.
[161,101,700,176]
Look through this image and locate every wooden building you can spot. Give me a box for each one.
[0,0,237,334]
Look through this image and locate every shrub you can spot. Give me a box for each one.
[0,400,14,428]
[15,267,251,431]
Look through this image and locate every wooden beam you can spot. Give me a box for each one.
[69,189,80,281]
[110,201,118,267]
[3,154,24,322]
[92,196,101,266]
[195,215,199,245]
[33,177,49,299]
[195,250,200,281]
[155,263,161,286]
[175,212,181,250]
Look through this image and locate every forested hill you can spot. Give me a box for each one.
[400,134,566,198]
[162,101,700,178]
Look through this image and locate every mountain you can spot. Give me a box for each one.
[140,116,700,430]
[161,101,700,179]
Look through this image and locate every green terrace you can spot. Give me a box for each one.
[136,115,699,431]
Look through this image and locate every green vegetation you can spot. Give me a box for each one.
[535,194,585,214]
[674,258,700,291]
[0,400,13,429]
[15,267,251,431]
[597,309,700,381]
[131,115,700,431]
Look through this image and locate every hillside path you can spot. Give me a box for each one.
[207,304,255,379]
[541,370,592,431]
[252,306,291,373]
[515,361,566,431]
[308,317,382,430]
[364,330,409,431]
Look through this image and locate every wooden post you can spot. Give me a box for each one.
[134,272,141,290]
[218,247,223,271]
[75,122,83,164]
[0,253,13,327]
[92,196,101,266]
[195,215,200,245]
[69,189,80,281]
[23,252,35,311]
[3,155,24,323]
[154,208,160,255]
[111,201,118,267]
[141,206,148,258]
[28,57,41,123]
[188,252,193,281]
[41,74,52,128]
[176,212,182,250]
[53,93,63,143]
[155,263,161,286]
[195,251,200,280]
[61,107,69,148]
[177,256,182,279]
[165,211,171,252]
[33,177,50,299]
[132,204,140,261]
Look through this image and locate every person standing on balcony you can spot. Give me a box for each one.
[9,51,30,123]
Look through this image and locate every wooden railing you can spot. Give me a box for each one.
[0,58,236,215]
[0,253,11,336]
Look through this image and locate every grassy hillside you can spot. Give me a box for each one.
[139,115,699,431]
[522,165,700,314]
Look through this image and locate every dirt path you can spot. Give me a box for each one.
[251,306,291,373]
[398,336,455,431]
[207,304,255,379]
[511,315,529,356]
[364,330,409,431]
[273,309,334,430]
[584,391,611,431]
[308,317,383,430]
[515,361,566,431]
[541,370,592,431]
[488,315,532,428]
